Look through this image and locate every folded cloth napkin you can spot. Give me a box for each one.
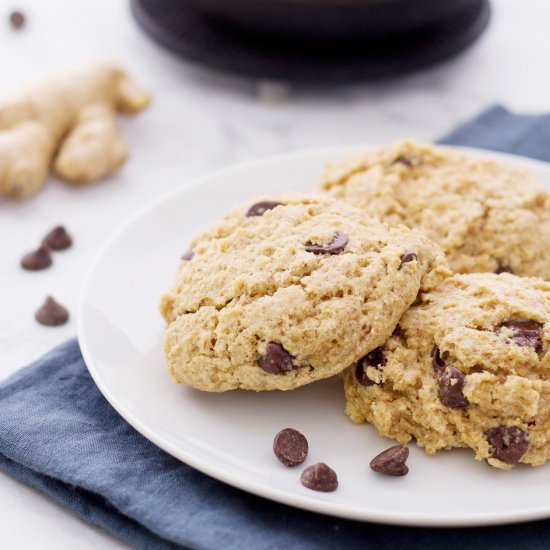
[3,106,550,550]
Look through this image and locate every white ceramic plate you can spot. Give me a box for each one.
[78,145,550,527]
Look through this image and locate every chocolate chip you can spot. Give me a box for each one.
[370,444,409,476]
[399,250,418,269]
[9,11,25,29]
[392,156,413,167]
[43,226,72,251]
[437,365,468,408]
[300,463,338,492]
[485,425,528,464]
[181,249,194,261]
[498,320,544,350]
[273,428,308,467]
[431,346,447,372]
[495,263,513,274]
[258,342,296,374]
[355,347,386,387]
[35,296,69,326]
[21,245,52,270]
[305,232,348,255]
[246,201,282,217]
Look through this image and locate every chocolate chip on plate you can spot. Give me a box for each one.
[305,232,348,255]
[497,320,544,350]
[246,201,282,217]
[431,346,447,372]
[370,444,409,476]
[355,347,386,387]
[9,11,25,29]
[485,425,528,464]
[399,250,418,269]
[437,365,469,408]
[21,244,52,270]
[35,296,69,326]
[301,462,338,492]
[258,342,296,374]
[43,225,72,251]
[273,428,308,467]
[181,249,194,261]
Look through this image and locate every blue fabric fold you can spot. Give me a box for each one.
[2,106,550,549]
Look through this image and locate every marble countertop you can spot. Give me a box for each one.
[1,0,550,547]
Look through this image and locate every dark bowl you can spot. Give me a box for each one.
[181,0,482,41]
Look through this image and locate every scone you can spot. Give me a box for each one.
[319,140,550,278]
[160,194,450,392]
[344,272,550,469]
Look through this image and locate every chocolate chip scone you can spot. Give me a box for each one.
[344,272,550,469]
[319,140,550,278]
[160,194,449,392]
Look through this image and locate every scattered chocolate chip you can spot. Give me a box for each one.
[370,444,409,476]
[392,156,413,167]
[300,463,338,492]
[9,11,25,29]
[495,263,513,274]
[437,365,469,408]
[181,249,194,261]
[21,244,52,270]
[258,342,296,374]
[486,425,528,464]
[497,320,544,350]
[35,296,69,326]
[43,226,72,251]
[246,201,282,217]
[305,232,348,255]
[399,250,418,269]
[431,346,447,372]
[273,428,308,467]
[355,347,386,387]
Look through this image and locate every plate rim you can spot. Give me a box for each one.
[78,143,550,527]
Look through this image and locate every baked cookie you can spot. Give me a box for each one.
[319,140,550,278]
[160,194,449,392]
[344,272,550,469]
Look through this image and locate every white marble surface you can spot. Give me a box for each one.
[1,0,550,547]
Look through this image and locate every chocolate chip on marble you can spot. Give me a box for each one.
[485,425,528,464]
[9,11,25,29]
[495,263,513,274]
[437,365,469,408]
[258,342,296,374]
[431,346,447,372]
[21,244,52,270]
[273,428,308,467]
[305,232,348,255]
[355,347,386,387]
[246,201,282,217]
[181,249,194,261]
[35,296,69,326]
[399,250,418,270]
[300,463,338,492]
[43,225,72,251]
[497,320,543,350]
[370,444,409,476]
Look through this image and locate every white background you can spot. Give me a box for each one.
[1,0,549,547]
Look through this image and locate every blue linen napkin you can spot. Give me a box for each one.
[2,106,550,550]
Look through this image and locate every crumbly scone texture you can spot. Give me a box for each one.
[160,194,450,392]
[319,140,550,278]
[344,272,550,469]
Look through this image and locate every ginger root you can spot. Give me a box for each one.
[0,62,150,199]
